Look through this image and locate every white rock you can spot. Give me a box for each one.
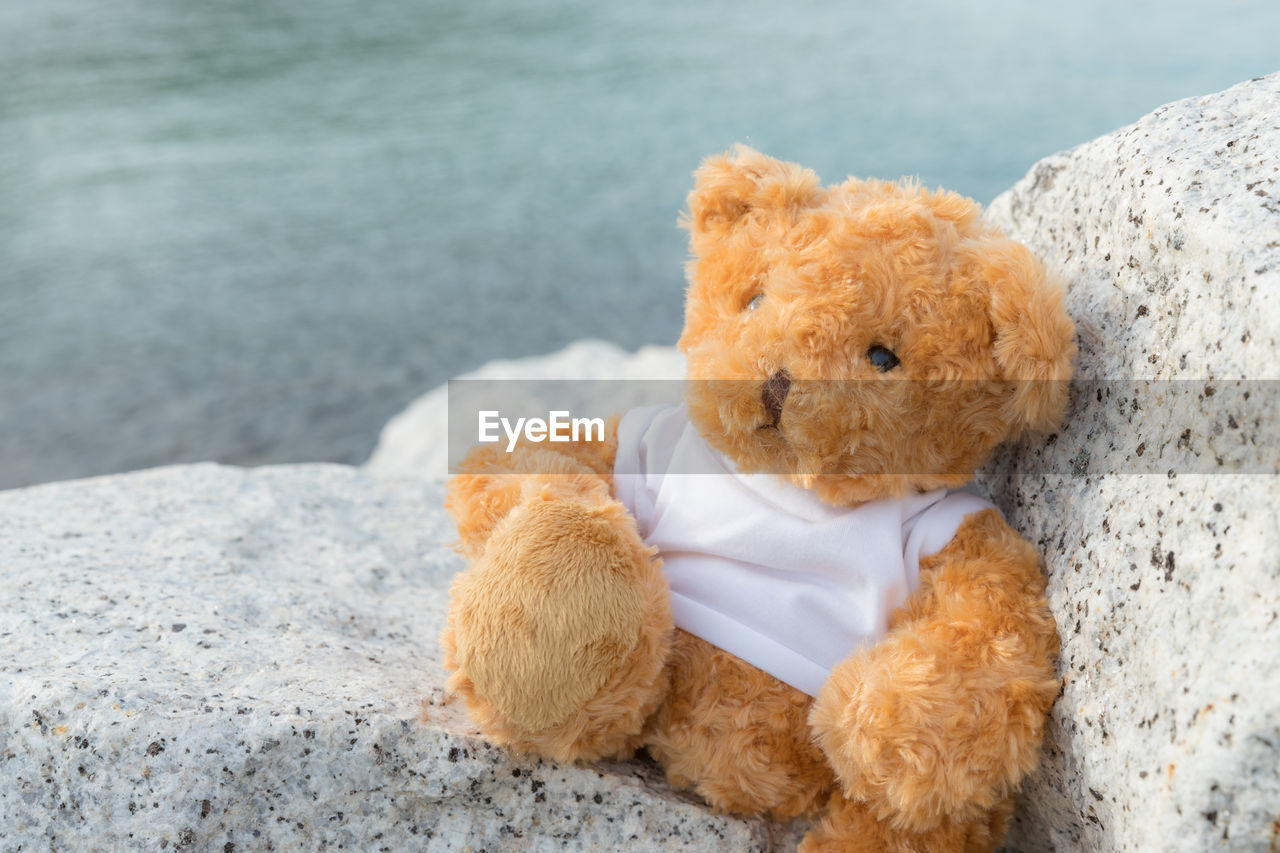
[365,339,686,480]
[0,463,795,851]
[981,73,1280,851]
[10,72,1280,853]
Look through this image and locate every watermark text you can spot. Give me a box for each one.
[478,410,606,452]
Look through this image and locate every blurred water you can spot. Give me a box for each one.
[1,0,1277,487]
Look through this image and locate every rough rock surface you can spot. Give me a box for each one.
[9,75,1280,853]
[365,339,685,480]
[357,75,1280,851]
[0,464,796,852]
[981,73,1280,851]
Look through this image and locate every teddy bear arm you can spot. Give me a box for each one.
[808,509,1059,834]
[445,415,622,559]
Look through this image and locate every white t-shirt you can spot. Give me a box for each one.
[613,403,995,697]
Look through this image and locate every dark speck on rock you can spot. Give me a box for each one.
[172,623,186,632]
[147,741,165,756]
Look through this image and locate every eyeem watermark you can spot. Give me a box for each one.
[478,410,606,452]
[450,379,1278,474]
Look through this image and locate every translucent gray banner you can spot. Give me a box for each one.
[446,380,1278,476]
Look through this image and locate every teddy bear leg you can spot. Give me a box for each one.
[643,631,835,819]
[799,790,1016,853]
[445,424,623,561]
[442,461,672,763]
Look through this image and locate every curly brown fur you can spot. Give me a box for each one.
[799,791,1018,852]
[679,145,1073,504]
[443,429,675,762]
[808,510,1059,833]
[644,631,835,820]
[441,146,1073,851]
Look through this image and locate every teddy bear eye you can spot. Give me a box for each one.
[745,293,764,312]
[866,344,900,372]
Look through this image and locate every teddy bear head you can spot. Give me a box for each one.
[678,146,1076,505]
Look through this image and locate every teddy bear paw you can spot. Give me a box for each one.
[808,634,1047,834]
[447,498,658,734]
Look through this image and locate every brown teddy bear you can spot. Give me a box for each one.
[442,145,1075,851]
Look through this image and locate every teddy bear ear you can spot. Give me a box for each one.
[959,235,1077,434]
[684,145,824,251]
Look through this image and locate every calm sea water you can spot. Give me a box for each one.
[2,0,1277,487]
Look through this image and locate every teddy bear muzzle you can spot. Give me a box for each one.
[761,368,792,428]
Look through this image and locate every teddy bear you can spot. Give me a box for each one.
[441,145,1075,851]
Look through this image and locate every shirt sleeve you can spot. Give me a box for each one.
[901,487,997,585]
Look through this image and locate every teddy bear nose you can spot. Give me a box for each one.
[762,369,792,425]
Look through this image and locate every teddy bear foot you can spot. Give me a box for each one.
[798,791,1016,853]
[442,496,673,762]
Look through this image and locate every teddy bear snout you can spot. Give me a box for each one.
[761,369,792,427]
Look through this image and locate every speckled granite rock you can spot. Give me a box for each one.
[0,464,796,852]
[365,339,685,480]
[981,73,1280,851]
[10,73,1280,852]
